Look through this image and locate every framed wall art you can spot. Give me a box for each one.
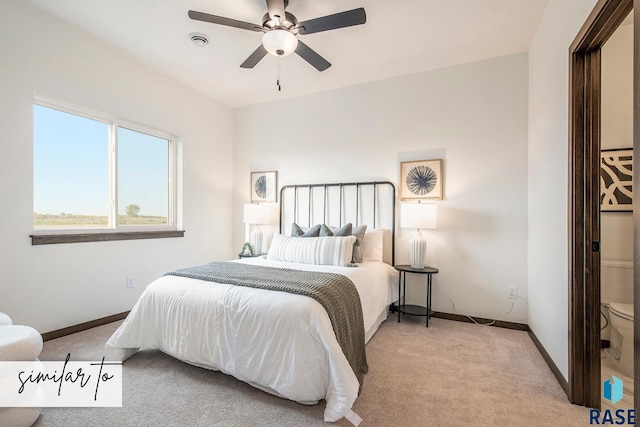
[601,148,632,212]
[250,171,278,203]
[400,159,443,200]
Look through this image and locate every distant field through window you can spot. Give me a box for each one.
[117,127,169,226]
[33,101,175,233]
[33,105,110,228]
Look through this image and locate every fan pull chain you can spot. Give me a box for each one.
[276,61,282,92]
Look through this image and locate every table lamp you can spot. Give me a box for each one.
[400,202,437,269]
[243,204,278,255]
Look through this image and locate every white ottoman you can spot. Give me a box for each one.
[0,408,42,427]
[0,324,43,427]
[0,312,12,326]
[0,326,43,361]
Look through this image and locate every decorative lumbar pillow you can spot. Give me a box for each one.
[361,228,385,262]
[291,223,321,237]
[267,234,356,266]
[327,223,366,262]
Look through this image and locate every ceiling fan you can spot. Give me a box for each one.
[188,0,366,72]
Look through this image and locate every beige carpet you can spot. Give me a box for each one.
[34,316,589,426]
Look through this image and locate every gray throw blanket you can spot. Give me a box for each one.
[165,261,368,389]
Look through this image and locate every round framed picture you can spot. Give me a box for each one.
[400,159,443,200]
[250,171,278,203]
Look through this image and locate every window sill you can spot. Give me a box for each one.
[30,230,185,245]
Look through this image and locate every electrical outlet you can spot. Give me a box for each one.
[508,286,517,299]
[126,276,135,289]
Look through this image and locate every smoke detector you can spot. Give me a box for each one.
[189,32,209,47]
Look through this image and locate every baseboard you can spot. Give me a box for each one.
[527,328,570,397]
[41,311,129,342]
[40,307,569,400]
[431,311,528,331]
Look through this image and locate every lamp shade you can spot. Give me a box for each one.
[262,29,298,57]
[243,204,278,225]
[400,203,437,230]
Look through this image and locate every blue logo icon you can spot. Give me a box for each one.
[590,378,635,424]
[603,375,623,404]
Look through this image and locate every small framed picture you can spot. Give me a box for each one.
[250,171,278,203]
[400,159,443,200]
[601,148,632,212]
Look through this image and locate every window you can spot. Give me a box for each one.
[33,99,180,243]
[117,127,170,227]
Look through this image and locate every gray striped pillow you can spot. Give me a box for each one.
[267,234,356,266]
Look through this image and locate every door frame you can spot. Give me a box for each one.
[568,0,636,409]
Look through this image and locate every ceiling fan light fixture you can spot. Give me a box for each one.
[262,29,298,57]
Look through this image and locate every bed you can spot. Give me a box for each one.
[106,181,398,423]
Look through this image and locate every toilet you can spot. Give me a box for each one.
[605,302,634,378]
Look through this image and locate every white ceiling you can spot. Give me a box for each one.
[26,0,550,108]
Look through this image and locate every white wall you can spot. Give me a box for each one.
[234,54,530,323]
[528,0,599,380]
[0,2,234,332]
[601,17,634,264]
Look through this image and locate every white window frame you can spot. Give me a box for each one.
[32,96,179,236]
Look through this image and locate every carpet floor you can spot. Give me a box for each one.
[33,316,589,426]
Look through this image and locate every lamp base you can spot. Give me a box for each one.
[250,228,263,255]
[410,231,426,269]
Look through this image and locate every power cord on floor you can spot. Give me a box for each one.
[443,291,516,326]
[601,303,609,331]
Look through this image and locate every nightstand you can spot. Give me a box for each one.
[238,253,265,259]
[395,265,439,327]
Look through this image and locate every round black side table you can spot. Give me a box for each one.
[394,265,439,327]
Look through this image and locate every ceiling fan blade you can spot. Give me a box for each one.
[295,41,331,71]
[188,10,262,32]
[240,45,268,69]
[266,0,287,22]
[297,7,366,35]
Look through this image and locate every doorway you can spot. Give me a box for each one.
[600,10,634,411]
[568,0,637,410]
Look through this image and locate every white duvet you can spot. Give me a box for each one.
[106,257,398,422]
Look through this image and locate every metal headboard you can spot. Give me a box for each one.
[279,181,396,264]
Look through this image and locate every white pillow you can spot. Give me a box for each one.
[361,228,385,262]
[267,234,356,266]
